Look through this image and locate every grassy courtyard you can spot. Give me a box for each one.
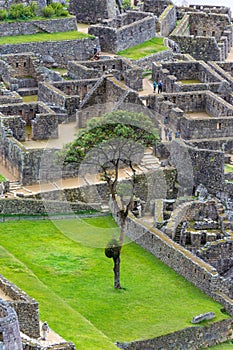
[0,216,229,349]
[117,37,167,60]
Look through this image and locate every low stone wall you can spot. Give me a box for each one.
[0,275,40,338]
[22,341,76,350]
[0,38,99,66]
[0,198,98,215]
[116,319,233,350]
[0,17,77,37]
[135,50,173,70]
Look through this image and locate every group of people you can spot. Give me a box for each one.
[153,80,163,94]
[164,127,181,141]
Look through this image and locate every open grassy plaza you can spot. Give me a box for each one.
[0,216,229,349]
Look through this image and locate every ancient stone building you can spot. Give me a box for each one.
[0,300,22,350]
[69,0,117,24]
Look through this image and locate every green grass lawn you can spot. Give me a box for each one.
[117,37,167,60]
[225,164,233,173]
[208,341,233,349]
[0,31,93,45]
[0,217,229,349]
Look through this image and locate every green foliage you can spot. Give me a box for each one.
[42,5,55,18]
[50,2,68,16]
[122,0,132,9]
[62,110,159,166]
[0,9,8,20]
[9,3,24,19]
[7,2,38,20]
[0,174,6,182]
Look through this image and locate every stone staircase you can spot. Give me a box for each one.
[139,148,160,170]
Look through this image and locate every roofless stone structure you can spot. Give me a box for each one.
[69,0,117,24]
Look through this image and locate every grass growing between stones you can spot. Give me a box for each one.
[180,79,201,84]
[0,174,6,181]
[225,164,233,173]
[0,31,93,45]
[22,95,38,102]
[0,217,230,349]
[117,37,167,60]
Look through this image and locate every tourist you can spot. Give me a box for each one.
[41,321,49,341]
[93,45,100,60]
[168,129,173,141]
[153,80,157,93]
[164,127,169,140]
[158,80,163,94]
[175,130,181,138]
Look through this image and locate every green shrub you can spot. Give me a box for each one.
[29,1,38,15]
[9,3,24,19]
[42,5,55,18]
[0,9,8,21]
[51,2,68,16]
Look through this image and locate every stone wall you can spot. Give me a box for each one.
[32,114,58,140]
[135,50,173,70]
[0,275,40,338]
[38,80,94,121]
[159,4,176,37]
[0,38,99,66]
[22,341,75,350]
[88,11,156,53]
[69,0,116,24]
[197,238,233,275]
[170,10,233,61]
[1,116,26,141]
[0,17,77,37]
[0,198,97,215]
[67,58,143,91]
[152,60,223,93]
[0,300,22,350]
[117,319,233,350]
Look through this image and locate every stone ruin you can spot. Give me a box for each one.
[0,299,22,350]
[88,11,157,53]
[0,1,232,348]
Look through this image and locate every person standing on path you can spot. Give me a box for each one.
[153,80,157,93]
[158,80,163,94]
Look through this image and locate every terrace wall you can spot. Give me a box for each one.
[0,198,97,215]
[0,38,99,66]
[159,4,176,37]
[117,319,233,350]
[0,17,77,37]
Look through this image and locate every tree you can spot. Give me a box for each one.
[61,110,159,289]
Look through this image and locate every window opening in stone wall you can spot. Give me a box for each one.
[203,31,206,36]
[24,62,27,67]
[16,62,19,68]
[212,31,215,37]
[217,122,222,130]
[0,333,3,341]
[103,65,105,71]
[112,65,115,69]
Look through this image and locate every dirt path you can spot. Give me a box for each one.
[226,46,233,62]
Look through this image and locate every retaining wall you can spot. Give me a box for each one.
[0,38,99,66]
[0,17,77,37]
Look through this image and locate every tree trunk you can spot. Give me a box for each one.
[113,255,121,289]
